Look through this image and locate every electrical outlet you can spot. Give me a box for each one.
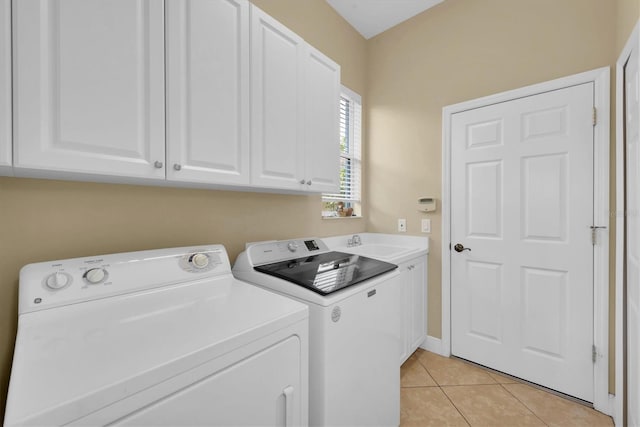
[398,218,407,232]
[421,218,431,233]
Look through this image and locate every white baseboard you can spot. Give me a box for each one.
[420,335,446,356]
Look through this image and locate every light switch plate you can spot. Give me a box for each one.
[421,219,431,233]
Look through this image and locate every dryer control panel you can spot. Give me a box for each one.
[18,245,230,314]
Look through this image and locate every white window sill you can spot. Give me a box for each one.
[321,215,363,220]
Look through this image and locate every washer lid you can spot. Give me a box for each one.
[5,276,308,426]
[254,251,397,295]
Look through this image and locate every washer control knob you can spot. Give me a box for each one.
[287,242,299,252]
[189,253,209,269]
[84,268,106,284]
[46,272,70,290]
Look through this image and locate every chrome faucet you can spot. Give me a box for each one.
[347,234,362,247]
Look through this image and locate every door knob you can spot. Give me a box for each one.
[454,243,471,252]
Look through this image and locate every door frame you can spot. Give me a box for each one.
[441,67,611,414]
[615,20,640,427]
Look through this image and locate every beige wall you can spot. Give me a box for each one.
[617,0,640,53]
[0,1,366,419]
[367,0,616,339]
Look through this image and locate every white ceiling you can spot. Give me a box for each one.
[325,0,445,39]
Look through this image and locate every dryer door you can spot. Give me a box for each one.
[74,334,304,426]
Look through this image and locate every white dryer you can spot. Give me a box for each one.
[5,245,308,426]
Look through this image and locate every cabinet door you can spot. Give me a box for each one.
[0,0,10,173]
[410,258,427,350]
[13,0,165,179]
[399,263,413,363]
[117,336,303,426]
[166,0,250,185]
[304,45,340,193]
[250,5,305,190]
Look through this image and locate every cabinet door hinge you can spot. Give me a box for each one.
[592,344,597,363]
[593,107,597,126]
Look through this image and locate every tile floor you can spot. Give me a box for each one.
[400,349,614,426]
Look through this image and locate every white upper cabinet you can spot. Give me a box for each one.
[9,1,339,192]
[304,46,340,193]
[166,0,250,185]
[0,0,11,174]
[250,5,340,193]
[250,5,305,190]
[13,0,165,180]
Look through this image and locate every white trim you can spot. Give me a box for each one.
[340,84,361,104]
[615,20,640,427]
[441,67,611,413]
[420,335,445,356]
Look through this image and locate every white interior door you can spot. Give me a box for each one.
[451,83,595,402]
[625,44,640,427]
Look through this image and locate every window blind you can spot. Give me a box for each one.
[323,88,361,203]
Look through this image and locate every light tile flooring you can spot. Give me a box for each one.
[401,349,614,426]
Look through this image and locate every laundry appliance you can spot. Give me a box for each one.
[233,237,401,427]
[5,245,308,426]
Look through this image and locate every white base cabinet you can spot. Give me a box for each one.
[0,0,10,175]
[400,255,427,364]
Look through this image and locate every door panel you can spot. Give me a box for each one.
[467,161,502,238]
[451,83,594,402]
[13,0,165,178]
[166,0,250,185]
[467,261,502,343]
[250,5,304,189]
[521,154,568,241]
[521,267,567,358]
[625,45,640,427]
[304,45,340,192]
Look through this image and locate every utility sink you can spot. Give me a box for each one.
[342,244,413,260]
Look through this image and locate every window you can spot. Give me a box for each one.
[322,86,362,218]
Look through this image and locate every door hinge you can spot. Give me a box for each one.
[593,107,597,126]
[590,225,607,245]
[592,344,597,363]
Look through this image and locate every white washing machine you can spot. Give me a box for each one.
[5,245,309,426]
[233,238,401,427]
